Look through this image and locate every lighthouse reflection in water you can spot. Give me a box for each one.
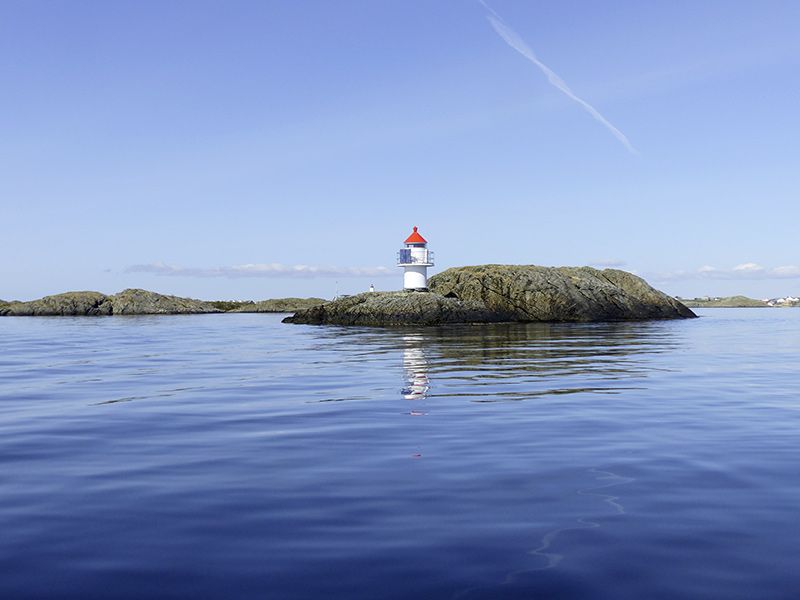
[401,334,429,402]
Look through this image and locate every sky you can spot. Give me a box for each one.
[2,0,799,301]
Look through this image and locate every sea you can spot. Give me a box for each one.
[1,308,799,599]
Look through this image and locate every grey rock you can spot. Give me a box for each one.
[428,265,696,322]
[282,291,512,326]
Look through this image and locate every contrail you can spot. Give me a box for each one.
[479,0,638,154]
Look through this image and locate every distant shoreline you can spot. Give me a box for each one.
[679,295,799,308]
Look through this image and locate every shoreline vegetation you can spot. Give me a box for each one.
[0,289,327,316]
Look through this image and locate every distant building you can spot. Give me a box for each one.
[766,296,799,306]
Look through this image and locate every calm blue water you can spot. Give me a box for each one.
[1,309,799,599]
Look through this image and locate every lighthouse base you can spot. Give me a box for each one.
[403,266,428,291]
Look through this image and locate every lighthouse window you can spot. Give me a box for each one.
[399,249,411,263]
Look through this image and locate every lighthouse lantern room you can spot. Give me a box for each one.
[397,226,434,291]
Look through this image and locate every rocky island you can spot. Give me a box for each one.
[0,290,326,316]
[283,265,696,326]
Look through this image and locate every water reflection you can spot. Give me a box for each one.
[400,334,430,458]
[401,334,429,401]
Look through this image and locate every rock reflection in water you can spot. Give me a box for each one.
[390,320,680,403]
[313,320,680,404]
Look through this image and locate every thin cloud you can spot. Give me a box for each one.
[479,1,638,154]
[772,265,800,277]
[650,263,800,282]
[590,258,627,268]
[126,261,394,279]
[733,262,763,273]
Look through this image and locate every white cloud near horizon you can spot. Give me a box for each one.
[480,1,638,154]
[651,263,800,282]
[126,261,394,279]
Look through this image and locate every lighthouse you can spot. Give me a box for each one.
[397,226,434,291]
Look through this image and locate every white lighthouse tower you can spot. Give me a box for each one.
[397,226,434,291]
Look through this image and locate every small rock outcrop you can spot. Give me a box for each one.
[0,289,220,316]
[108,289,220,314]
[282,291,511,326]
[232,298,328,313]
[0,291,112,316]
[428,265,696,322]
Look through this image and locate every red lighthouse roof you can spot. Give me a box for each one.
[404,226,427,244]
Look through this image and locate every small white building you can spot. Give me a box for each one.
[397,226,434,291]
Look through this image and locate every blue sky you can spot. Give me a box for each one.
[2,0,799,300]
